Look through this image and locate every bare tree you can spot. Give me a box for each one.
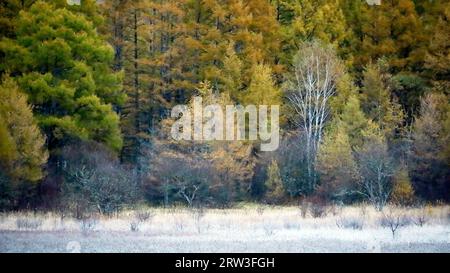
[61,142,140,217]
[380,207,410,238]
[357,137,395,211]
[177,184,200,207]
[286,41,343,191]
[150,149,212,207]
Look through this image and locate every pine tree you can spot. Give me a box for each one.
[0,0,37,38]
[0,1,124,152]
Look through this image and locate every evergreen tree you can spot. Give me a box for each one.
[0,1,124,152]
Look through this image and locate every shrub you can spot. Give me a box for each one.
[412,205,431,227]
[307,196,328,218]
[263,222,276,236]
[191,207,206,234]
[379,208,411,238]
[299,200,309,218]
[130,221,140,232]
[135,210,154,223]
[16,218,43,230]
[61,142,140,217]
[256,206,265,216]
[130,210,154,232]
[283,220,301,230]
[174,218,185,232]
[310,203,327,218]
[80,217,98,235]
[336,217,364,230]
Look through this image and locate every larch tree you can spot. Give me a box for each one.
[423,1,450,95]
[275,0,350,66]
[410,93,450,201]
[265,159,284,202]
[339,94,372,149]
[391,162,415,205]
[354,0,426,73]
[151,81,255,206]
[241,63,281,106]
[0,76,48,207]
[181,0,282,92]
[316,125,359,202]
[360,60,404,140]
[221,42,244,100]
[101,0,152,165]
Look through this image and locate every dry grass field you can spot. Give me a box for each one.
[1,204,449,253]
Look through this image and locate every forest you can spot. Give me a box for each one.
[0,0,449,216]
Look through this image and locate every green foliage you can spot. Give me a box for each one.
[0,1,124,151]
[339,94,372,149]
[361,61,404,139]
[391,73,428,122]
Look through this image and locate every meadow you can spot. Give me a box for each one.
[1,204,449,253]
